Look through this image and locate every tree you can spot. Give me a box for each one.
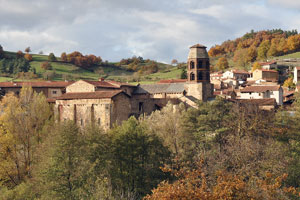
[40,61,52,70]
[48,53,56,62]
[0,45,4,59]
[38,121,89,199]
[0,87,52,187]
[16,51,24,59]
[180,68,187,79]
[215,57,229,70]
[61,52,67,62]
[233,48,248,69]
[171,59,178,65]
[145,162,299,200]
[24,47,31,54]
[246,45,257,62]
[287,34,300,52]
[146,103,195,161]
[24,54,32,61]
[109,117,170,197]
[283,77,295,89]
[257,40,271,60]
[252,62,262,72]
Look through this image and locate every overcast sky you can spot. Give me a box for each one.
[0,0,299,63]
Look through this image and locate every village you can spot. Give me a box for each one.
[211,60,299,110]
[0,44,298,130]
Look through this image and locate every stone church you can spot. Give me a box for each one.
[55,44,214,129]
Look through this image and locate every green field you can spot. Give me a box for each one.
[274,52,300,59]
[0,52,179,83]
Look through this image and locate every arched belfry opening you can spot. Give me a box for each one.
[187,44,210,83]
[190,61,195,69]
[190,72,195,81]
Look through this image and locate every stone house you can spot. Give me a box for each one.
[259,61,277,70]
[240,85,283,105]
[222,70,250,81]
[253,69,279,82]
[0,81,73,102]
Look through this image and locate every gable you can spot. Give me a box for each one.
[66,80,95,93]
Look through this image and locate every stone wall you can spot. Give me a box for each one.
[66,80,95,93]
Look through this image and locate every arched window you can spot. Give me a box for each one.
[190,61,195,69]
[190,73,195,81]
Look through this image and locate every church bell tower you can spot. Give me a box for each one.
[187,44,210,83]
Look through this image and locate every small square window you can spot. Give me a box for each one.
[52,91,57,94]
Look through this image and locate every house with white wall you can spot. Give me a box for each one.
[293,66,300,84]
[240,85,283,105]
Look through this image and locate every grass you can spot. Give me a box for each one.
[274,52,300,59]
[1,51,180,83]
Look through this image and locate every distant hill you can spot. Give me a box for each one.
[208,29,300,71]
[0,50,182,84]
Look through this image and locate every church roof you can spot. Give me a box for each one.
[56,90,126,100]
[134,83,185,94]
[190,44,207,48]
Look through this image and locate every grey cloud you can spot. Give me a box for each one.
[0,0,299,62]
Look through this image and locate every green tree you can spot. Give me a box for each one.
[38,121,89,199]
[109,117,170,197]
[180,68,187,79]
[48,53,56,61]
[0,45,4,59]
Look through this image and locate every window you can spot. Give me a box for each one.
[139,102,144,112]
[198,61,203,68]
[52,90,57,94]
[98,118,101,125]
[190,61,195,69]
[190,73,195,81]
[80,119,83,126]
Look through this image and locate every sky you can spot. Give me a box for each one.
[0,0,300,63]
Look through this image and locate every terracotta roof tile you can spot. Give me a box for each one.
[106,80,136,87]
[84,80,120,88]
[256,69,278,73]
[241,85,280,93]
[56,90,124,100]
[259,61,277,65]
[0,81,73,88]
[233,69,250,74]
[230,98,276,106]
[158,79,187,84]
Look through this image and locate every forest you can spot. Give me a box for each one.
[209,29,300,71]
[0,87,299,199]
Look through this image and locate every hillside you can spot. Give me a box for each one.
[209,29,300,71]
[0,51,181,84]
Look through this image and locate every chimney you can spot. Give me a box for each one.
[99,78,104,82]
